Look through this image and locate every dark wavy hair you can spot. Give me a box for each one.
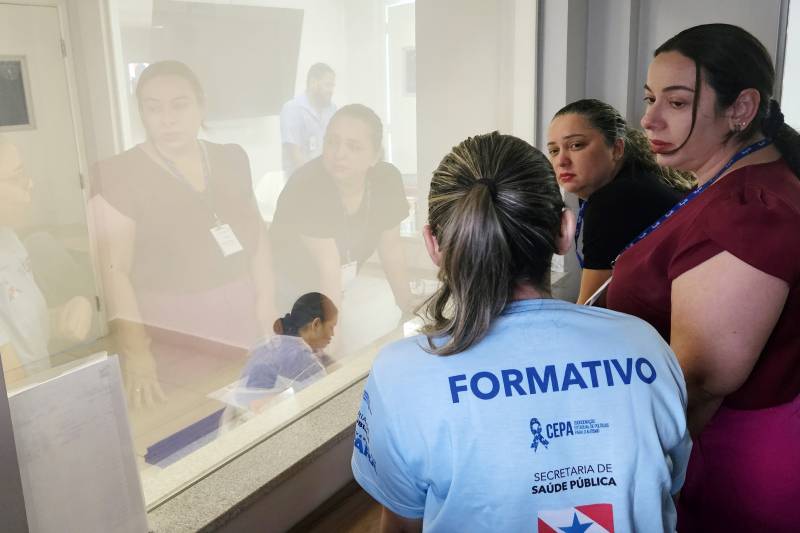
[655,23,800,179]
[421,132,564,355]
[554,99,694,191]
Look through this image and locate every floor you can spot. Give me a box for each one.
[291,481,382,533]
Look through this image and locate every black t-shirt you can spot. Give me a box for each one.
[269,157,409,306]
[92,142,263,292]
[581,161,685,269]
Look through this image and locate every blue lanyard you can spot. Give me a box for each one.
[574,199,588,268]
[612,137,773,266]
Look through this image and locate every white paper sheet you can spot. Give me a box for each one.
[8,354,148,533]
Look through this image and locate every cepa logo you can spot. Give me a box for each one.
[530,417,550,452]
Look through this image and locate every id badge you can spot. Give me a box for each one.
[341,260,358,288]
[210,224,244,257]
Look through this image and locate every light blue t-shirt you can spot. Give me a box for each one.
[351,299,690,533]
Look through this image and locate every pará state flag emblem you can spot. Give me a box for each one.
[537,503,614,532]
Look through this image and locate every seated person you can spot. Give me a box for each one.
[234,292,337,411]
[351,132,691,532]
[0,141,91,383]
[270,104,412,317]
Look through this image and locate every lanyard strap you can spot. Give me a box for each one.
[574,199,588,268]
[154,140,222,224]
[612,137,773,266]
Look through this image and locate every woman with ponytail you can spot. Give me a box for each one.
[351,132,690,532]
[547,99,693,303]
[235,292,337,410]
[606,24,800,531]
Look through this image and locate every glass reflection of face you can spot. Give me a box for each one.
[302,311,338,351]
[323,115,379,182]
[641,51,731,173]
[138,74,203,153]
[547,113,620,200]
[0,143,33,227]
[310,72,335,107]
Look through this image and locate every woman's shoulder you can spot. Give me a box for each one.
[733,158,800,203]
[368,162,407,212]
[91,146,151,197]
[202,140,247,161]
[93,145,148,175]
[705,159,800,218]
[247,335,314,364]
[371,160,402,177]
[284,157,330,189]
[596,163,680,202]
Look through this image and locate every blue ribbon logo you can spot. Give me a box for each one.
[530,417,550,452]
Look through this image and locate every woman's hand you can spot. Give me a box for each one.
[122,348,167,409]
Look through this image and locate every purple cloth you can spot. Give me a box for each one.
[678,393,800,531]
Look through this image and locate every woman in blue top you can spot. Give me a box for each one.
[351,132,691,532]
[235,292,337,411]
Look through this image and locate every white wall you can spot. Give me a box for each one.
[416,0,536,179]
[387,2,417,174]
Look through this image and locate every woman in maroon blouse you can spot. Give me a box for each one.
[606,24,800,531]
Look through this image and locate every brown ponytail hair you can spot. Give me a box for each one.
[421,132,564,356]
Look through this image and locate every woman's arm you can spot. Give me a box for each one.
[90,195,166,408]
[577,268,612,305]
[380,507,422,533]
[670,251,788,436]
[377,225,413,314]
[298,235,342,308]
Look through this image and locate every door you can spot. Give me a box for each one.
[0,2,102,376]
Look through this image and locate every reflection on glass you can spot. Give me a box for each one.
[225,292,337,413]
[0,141,92,385]
[280,63,337,176]
[271,104,413,335]
[90,61,275,409]
[9,0,441,507]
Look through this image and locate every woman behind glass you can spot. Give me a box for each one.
[269,104,412,319]
[607,24,800,530]
[351,132,690,532]
[91,61,275,407]
[547,99,692,303]
[233,292,337,412]
[1,141,91,383]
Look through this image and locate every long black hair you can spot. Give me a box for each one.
[655,23,800,179]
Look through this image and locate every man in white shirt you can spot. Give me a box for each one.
[279,63,337,176]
